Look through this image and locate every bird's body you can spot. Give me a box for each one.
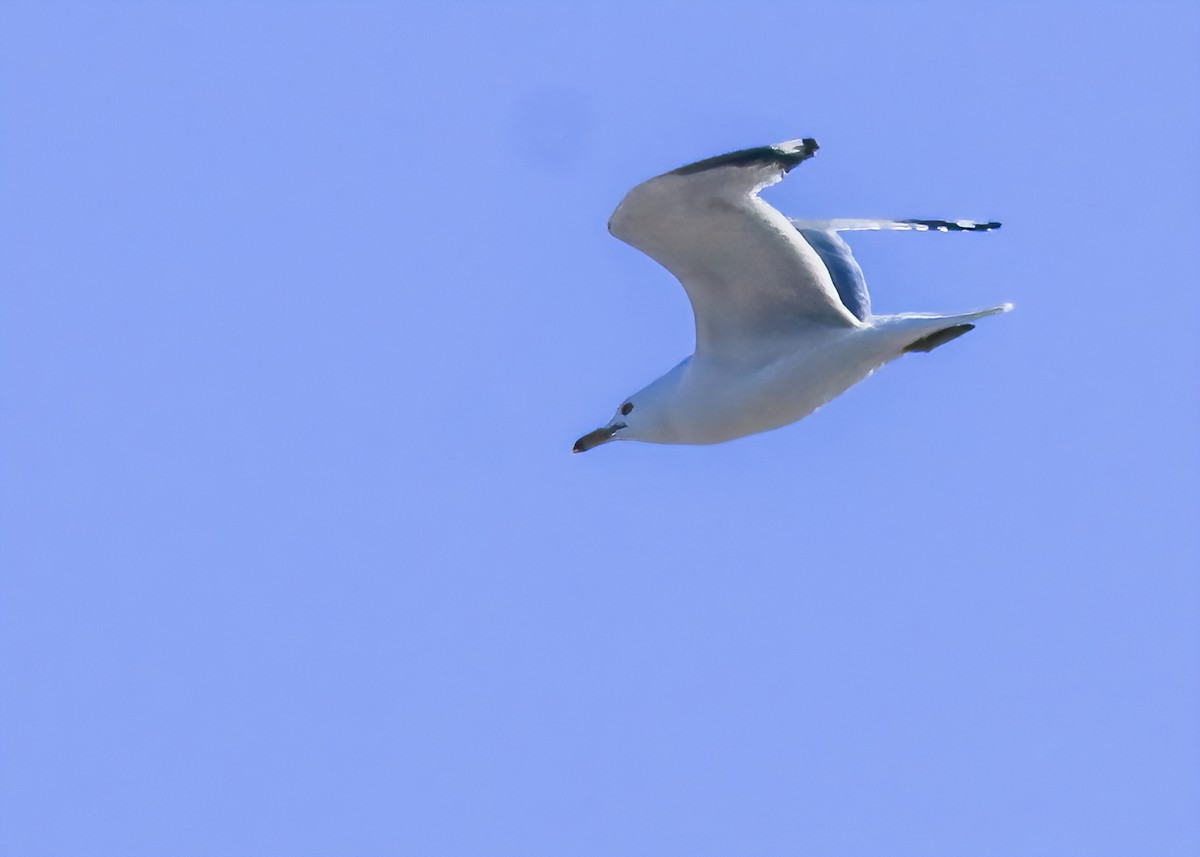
[573,138,1010,452]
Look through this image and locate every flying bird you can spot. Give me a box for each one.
[573,138,1010,453]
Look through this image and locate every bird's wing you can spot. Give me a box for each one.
[789,217,1001,233]
[787,218,1002,323]
[794,227,872,322]
[608,139,859,360]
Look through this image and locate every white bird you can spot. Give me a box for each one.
[573,138,1011,453]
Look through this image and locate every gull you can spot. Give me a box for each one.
[573,138,1011,453]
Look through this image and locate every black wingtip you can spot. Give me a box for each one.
[671,137,819,177]
[775,138,819,171]
[901,219,1002,232]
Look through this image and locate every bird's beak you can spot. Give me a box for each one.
[573,422,626,453]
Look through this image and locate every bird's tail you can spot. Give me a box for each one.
[899,304,1013,354]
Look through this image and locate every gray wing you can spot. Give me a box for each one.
[795,227,872,322]
[790,218,1003,323]
[790,218,1001,233]
[608,139,860,360]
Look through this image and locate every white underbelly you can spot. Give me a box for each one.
[679,328,899,444]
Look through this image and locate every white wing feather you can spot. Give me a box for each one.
[608,139,859,360]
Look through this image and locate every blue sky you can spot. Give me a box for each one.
[2,2,1198,855]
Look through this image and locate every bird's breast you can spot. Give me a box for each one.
[675,327,898,444]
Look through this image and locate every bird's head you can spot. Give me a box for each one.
[573,360,692,452]
[572,398,637,453]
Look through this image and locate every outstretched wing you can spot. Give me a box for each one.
[789,217,1001,233]
[794,227,872,322]
[608,139,859,360]
[789,218,1003,323]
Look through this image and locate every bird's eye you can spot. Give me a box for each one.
[620,402,634,416]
